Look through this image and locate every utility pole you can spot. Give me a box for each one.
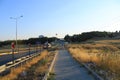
[10,15,23,52]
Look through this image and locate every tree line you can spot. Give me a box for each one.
[1,31,120,47]
[64,31,120,42]
[0,37,57,47]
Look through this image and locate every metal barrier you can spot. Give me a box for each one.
[0,65,6,73]
[0,50,41,75]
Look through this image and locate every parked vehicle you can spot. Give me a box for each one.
[43,42,51,49]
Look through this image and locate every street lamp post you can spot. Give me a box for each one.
[10,16,23,52]
[55,33,58,42]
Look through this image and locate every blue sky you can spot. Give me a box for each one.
[0,0,120,41]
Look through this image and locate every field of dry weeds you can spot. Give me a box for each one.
[67,40,120,80]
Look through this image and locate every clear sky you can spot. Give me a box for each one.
[1,0,120,41]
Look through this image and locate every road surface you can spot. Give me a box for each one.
[54,50,95,80]
[0,50,38,66]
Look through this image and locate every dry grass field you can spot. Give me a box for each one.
[67,40,120,80]
[0,50,57,80]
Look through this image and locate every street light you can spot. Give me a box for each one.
[10,15,23,52]
[55,33,58,42]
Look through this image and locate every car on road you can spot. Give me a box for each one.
[43,42,51,49]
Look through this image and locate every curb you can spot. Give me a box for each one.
[42,51,58,80]
[68,50,104,80]
[82,63,104,80]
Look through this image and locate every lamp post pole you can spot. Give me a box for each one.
[15,19,18,52]
[10,16,23,52]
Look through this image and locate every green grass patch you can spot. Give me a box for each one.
[47,72,55,80]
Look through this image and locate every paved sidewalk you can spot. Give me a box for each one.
[54,50,95,80]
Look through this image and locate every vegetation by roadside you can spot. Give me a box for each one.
[0,37,57,47]
[0,50,56,80]
[47,72,55,80]
[67,40,120,80]
[64,31,120,43]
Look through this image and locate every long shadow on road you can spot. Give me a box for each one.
[54,50,95,80]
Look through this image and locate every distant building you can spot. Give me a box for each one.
[39,35,44,38]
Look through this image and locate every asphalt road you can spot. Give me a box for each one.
[54,50,95,80]
[0,50,37,66]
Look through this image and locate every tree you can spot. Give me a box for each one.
[64,35,71,42]
[64,31,112,43]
